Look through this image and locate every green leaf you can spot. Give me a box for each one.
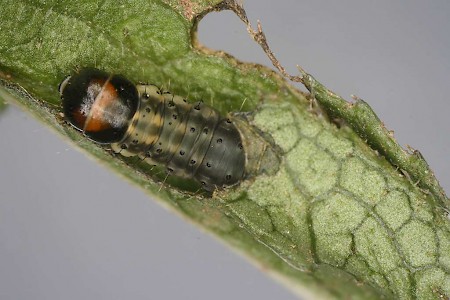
[301,72,449,210]
[0,96,7,112]
[1,1,448,299]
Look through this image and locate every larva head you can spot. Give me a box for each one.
[60,68,139,143]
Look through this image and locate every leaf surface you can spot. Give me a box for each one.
[0,1,448,299]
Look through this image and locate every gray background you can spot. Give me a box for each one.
[1,1,449,299]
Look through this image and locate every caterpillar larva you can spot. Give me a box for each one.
[59,68,249,191]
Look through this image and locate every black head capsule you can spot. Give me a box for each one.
[59,68,139,143]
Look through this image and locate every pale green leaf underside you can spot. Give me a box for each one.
[0,1,448,299]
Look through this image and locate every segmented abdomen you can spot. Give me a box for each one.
[113,84,245,191]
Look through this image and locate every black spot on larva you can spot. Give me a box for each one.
[59,68,246,191]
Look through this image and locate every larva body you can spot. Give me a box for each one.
[60,68,246,191]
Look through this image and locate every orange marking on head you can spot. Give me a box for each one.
[84,80,118,132]
[72,110,88,129]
